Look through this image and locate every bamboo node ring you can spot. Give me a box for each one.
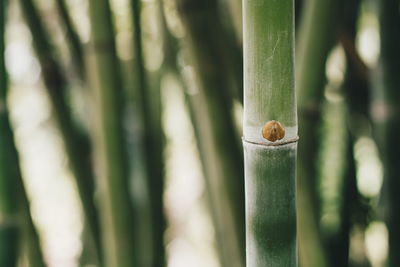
[262,120,285,142]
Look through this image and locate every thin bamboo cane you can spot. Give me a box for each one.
[295,0,345,265]
[158,3,240,265]
[242,0,297,265]
[50,3,100,264]
[323,1,369,264]
[55,0,84,78]
[0,225,17,267]
[18,0,102,262]
[175,1,246,266]
[176,0,243,103]
[375,1,400,266]
[86,0,136,266]
[224,0,242,44]
[129,1,166,266]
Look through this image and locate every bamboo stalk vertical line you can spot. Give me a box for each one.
[55,0,84,78]
[86,0,136,266]
[242,0,297,265]
[129,1,166,266]
[375,0,400,266]
[18,0,102,262]
[175,1,246,266]
[225,0,242,45]
[295,0,345,265]
[158,2,242,265]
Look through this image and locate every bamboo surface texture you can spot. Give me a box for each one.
[243,0,297,266]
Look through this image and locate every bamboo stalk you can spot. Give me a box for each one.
[375,1,400,266]
[55,0,84,78]
[176,0,243,103]
[50,2,100,264]
[323,1,369,264]
[295,0,345,265]
[86,0,136,266]
[158,4,238,265]
[225,0,242,44]
[18,0,102,261]
[129,1,166,266]
[175,1,246,266]
[0,225,17,267]
[242,0,297,265]
[318,99,350,267]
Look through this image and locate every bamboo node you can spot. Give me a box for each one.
[262,120,285,142]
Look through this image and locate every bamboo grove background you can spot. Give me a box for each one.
[0,0,398,266]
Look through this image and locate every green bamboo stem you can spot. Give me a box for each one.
[86,0,136,266]
[325,2,368,264]
[318,99,350,267]
[341,12,374,266]
[375,1,400,266]
[54,1,106,265]
[0,225,17,267]
[217,0,244,102]
[340,0,370,122]
[55,0,84,78]
[175,1,246,266]
[242,1,297,266]
[295,0,345,265]
[130,1,166,266]
[177,0,243,103]
[158,4,240,265]
[225,0,242,44]
[18,0,102,261]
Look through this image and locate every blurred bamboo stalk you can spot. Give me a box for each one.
[18,0,102,262]
[177,0,243,103]
[174,1,246,266]
[160,2,240,265]
[375,1,400,266]
[55,0,84,78]
[86,0,136,266]
[296,0,345,265]
[317,98,351,267]
[242,0,297,265]
[1,2,46,266]
[157,3,235,265]
[129,1,166,266]
[0,225,17,267]
[223,0,242,44]
[335,1,371,264]
[54,1,104,265]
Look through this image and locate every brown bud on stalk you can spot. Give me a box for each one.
[262,120,285,142]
